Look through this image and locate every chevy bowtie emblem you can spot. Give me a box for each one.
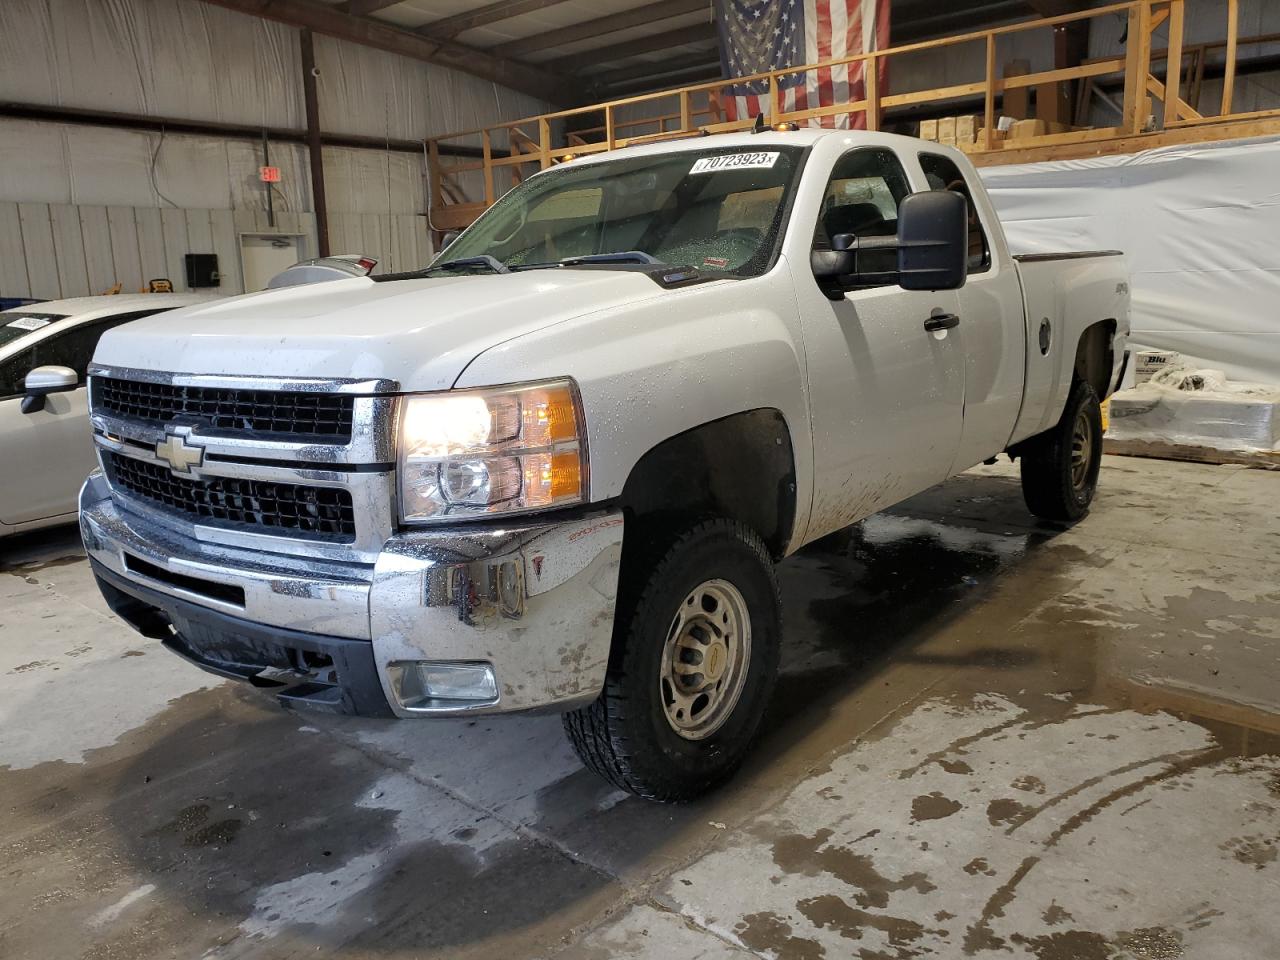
[155,431,205,473]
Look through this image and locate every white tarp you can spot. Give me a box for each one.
[979,136,1280,386]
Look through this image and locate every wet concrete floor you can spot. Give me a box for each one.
[1,455,1278,959]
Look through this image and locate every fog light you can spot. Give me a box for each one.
[388,661,498,708]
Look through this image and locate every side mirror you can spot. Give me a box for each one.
[439,230,461,252]
[895,190,968,291]
[810,232,856,280]
[810,191,969,298]
[21,365,79,414]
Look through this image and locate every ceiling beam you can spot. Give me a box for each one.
[196,0,566,102]
[417,0,574,41]
[343,0,403,16]
[589,50,720,88]
[548,23,718,73]
[491,0,708,59]
[603,63,723,97]
[1022,0,1088,17]
[0,100,508,158]
[892,2,1031,44]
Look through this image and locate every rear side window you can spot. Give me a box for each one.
[919,153,991,273]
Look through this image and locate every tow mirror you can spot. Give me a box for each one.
[895,190,968,291]
[21,365,78,414]
[811,190,969,298]
[810,232,856,280]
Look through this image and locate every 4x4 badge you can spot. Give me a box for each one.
[155,431,205,473]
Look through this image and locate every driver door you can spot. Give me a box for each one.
[0,312,156,526]
[790,147,965,543]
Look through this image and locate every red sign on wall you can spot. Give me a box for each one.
[259,166,281,183]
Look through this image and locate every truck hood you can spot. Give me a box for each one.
[93,270,670,392]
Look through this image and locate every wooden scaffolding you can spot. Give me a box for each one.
[426,0,1278,236]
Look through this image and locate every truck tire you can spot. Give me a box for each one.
[563,518,781,802]
[1019,379,1103,522]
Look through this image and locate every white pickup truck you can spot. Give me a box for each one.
[80,129,1128,800]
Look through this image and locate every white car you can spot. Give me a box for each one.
[0,294,217,537]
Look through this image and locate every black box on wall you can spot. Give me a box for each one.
[185,254,220,288]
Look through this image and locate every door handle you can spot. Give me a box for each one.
[923,312,960,332]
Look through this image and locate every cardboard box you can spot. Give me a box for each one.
[1134,350,1180,383]
[955,114,977,144]
[1007,118,1071,141]
[975,127,1007,149]
[937,116,956,145]
[919,118,938,141]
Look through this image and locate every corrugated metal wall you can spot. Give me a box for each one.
[0,0,550,299]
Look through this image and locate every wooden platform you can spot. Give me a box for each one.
[427,0,1278,233]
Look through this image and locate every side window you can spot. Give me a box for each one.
[918,153,991,273]
[0,310,162,398]
[0,349,34,399]
[813,148,912,287]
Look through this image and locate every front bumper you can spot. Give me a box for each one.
[80,472,625,717]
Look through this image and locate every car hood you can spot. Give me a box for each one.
[92,270,670,392]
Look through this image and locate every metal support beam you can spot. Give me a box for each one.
[0,101,501,158]
[548,23,717,73]
[196,0,566,102]
[419,0,574,40]
[589,50,720,88]
[601,63,723,97]
[343,0,403,15]
[892,2,1029,44]
[1052,15,1089,121]
[300,28,330,258]
[492,0,708,59]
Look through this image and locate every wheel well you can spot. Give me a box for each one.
[618,409,797,560]
[1074,319,1116,398]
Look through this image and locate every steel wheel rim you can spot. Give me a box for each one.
[659,578,752,741]
[1071,409,1093,490]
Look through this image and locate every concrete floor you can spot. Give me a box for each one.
[2,455,1279,960]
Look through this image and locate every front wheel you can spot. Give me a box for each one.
[1019,379,1103,522]
[563,519,781,802]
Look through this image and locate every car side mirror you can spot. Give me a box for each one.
[21,365,78,414]
[810,191,969,298]
[810,232,856,280]
[895,190,968,291]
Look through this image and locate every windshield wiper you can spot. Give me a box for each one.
[427,255,509,275]
[561,251,660,266]
[510,251,663,272]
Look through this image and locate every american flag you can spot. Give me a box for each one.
[713,0,890,128]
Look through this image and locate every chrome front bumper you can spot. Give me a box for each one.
[80,472,625,717]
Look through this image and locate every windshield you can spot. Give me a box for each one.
[0,312,68,351]
[441,146,806,277]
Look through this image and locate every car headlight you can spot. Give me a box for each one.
[397,379,587,523]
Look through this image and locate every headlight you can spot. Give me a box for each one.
[397,379,586,523]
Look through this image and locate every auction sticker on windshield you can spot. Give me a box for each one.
[689,152,780,174]
[5,317,53,331]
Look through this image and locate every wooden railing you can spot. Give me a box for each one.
[427,0,1278,233]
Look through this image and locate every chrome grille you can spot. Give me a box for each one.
[96,376,355,441]
[105,452,356,540]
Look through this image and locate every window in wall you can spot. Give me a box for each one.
[919,153,991,273]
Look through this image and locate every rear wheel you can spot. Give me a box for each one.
[1019,379,1103,522]
[563,519,780,802]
